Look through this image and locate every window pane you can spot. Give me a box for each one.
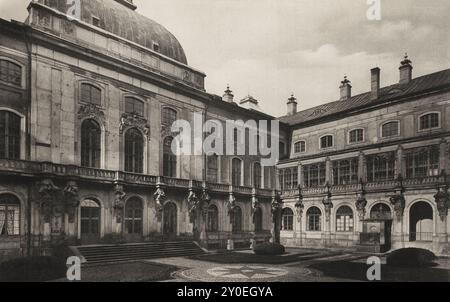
[0,60,21,86]
[80,84,101,105]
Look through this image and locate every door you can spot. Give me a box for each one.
[80,200,100,245]
[163,202,177,238]
[124,198,143,242]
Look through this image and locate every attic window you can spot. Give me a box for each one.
[92,16,100,27]
[152,42,160,52]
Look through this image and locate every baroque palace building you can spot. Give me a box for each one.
[0,0,449,259]
[278,59,450,255]
[0,0,287,258]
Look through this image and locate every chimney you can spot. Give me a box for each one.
[371,67,380,101]
[399,53,413,85]
[287,94,297,116]
[223,85,234,103]
[339,75,352,100]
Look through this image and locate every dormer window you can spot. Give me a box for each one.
[152,42,160,52]
[381,121,400,138]
[320,135,333,149]
[92,16,100,27]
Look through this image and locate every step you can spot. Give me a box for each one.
[81,249,202,259]
[83,251,203,264]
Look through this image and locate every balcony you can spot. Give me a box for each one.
[0,159,273,198]
[281,176,445,198]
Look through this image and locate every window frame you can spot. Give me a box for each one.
[348,128,365,144]
[231,206,242,233]
[124,128,144,174]
[0,58,24,88]
[206,204,219,232]
[281,208,294,231]
[80,119,102,168]
[253,162,262,189]
[306,207,322,232]
[335,206,354,233]
[124,96,145,117]
[161,107,178,126]
[380,120,400,138]
[319,134,334,150]
[418,112,441,132]
[0,194,21,237]
[163,136,177,178]
[79,83,102,106]
[294,140,306,154]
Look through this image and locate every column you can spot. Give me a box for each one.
[396,145,404,177]
[358,151,366,182]
[439,139,448,173]
[298,163,303,188]
[325,157,332,184]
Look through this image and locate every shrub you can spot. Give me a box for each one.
[0,256,66,282]
[387,248,436,267]
[253,242,285,255]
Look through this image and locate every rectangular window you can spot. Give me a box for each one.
[382,121,400,138]
[303,163,326,188]
[0,60,21,86]
[366,152,395,182]
[405,146,440,179]
[333,158,359,185]
[279,167,298,191]
[349,129,364,143]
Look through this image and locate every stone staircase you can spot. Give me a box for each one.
[73,241,205,265]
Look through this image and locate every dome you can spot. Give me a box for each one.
[41,0,188,64]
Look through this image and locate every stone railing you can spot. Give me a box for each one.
[280,176,446,199]
[0,159,273,198]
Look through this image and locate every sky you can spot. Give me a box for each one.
[0,0,449,117]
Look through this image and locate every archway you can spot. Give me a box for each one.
[163,202,177,238]
[80,199,100,244]
[409,201,433,242]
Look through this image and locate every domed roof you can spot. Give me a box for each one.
[42,0,187,64]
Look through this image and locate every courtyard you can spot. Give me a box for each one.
[54,248,450,282]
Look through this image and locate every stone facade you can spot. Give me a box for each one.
[0,0,275,259]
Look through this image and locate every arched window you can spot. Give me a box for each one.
[0,111,21,159]
[231,206,242,233]
[0,194,20,236]
[307,207,321,231]
[254,207,263,232]
[0,60,21,86]
[253,162,262,188]
[207,153,218,183]
[281,208,294,231]
[125,97,144,117]
[231,158,242,186]
[419,113,440,130]
[370,203,392,220]
[81,119,101,168]
[320,135,333,149]
[163,136,177,177]
[206,205,219,232]
[162,107,177,126]
[125,128,144,173]
[349,129,364,144]
[336,206,354,232]
[294,141,306,153]
[80,83,101,105]
[124,198,143,235]
[381,121,400,138]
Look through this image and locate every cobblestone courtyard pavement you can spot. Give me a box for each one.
[148,252,365,282]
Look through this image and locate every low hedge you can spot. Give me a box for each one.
[0,256,67,282]
[253,242,285,255]
[387,248,436,267]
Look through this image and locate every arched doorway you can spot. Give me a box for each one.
[370,203,393,249]
[163,202,177,238]
[409,201,433,242]
[124,198,143,242]
[80,199,100,245]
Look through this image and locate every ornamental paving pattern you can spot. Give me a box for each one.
[148,253,363,282]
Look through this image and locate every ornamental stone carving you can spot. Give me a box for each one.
[113,183,126,223]
[78,103,105,123]
[120,113,150,139]
[389,175,406,219]
[153,185,166,222]
[37,179,60,223]
[435,185,450,221]
[355,180,367,220]
[63,181,80,223]
[187,188,199,224]
[322,183,333,222]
